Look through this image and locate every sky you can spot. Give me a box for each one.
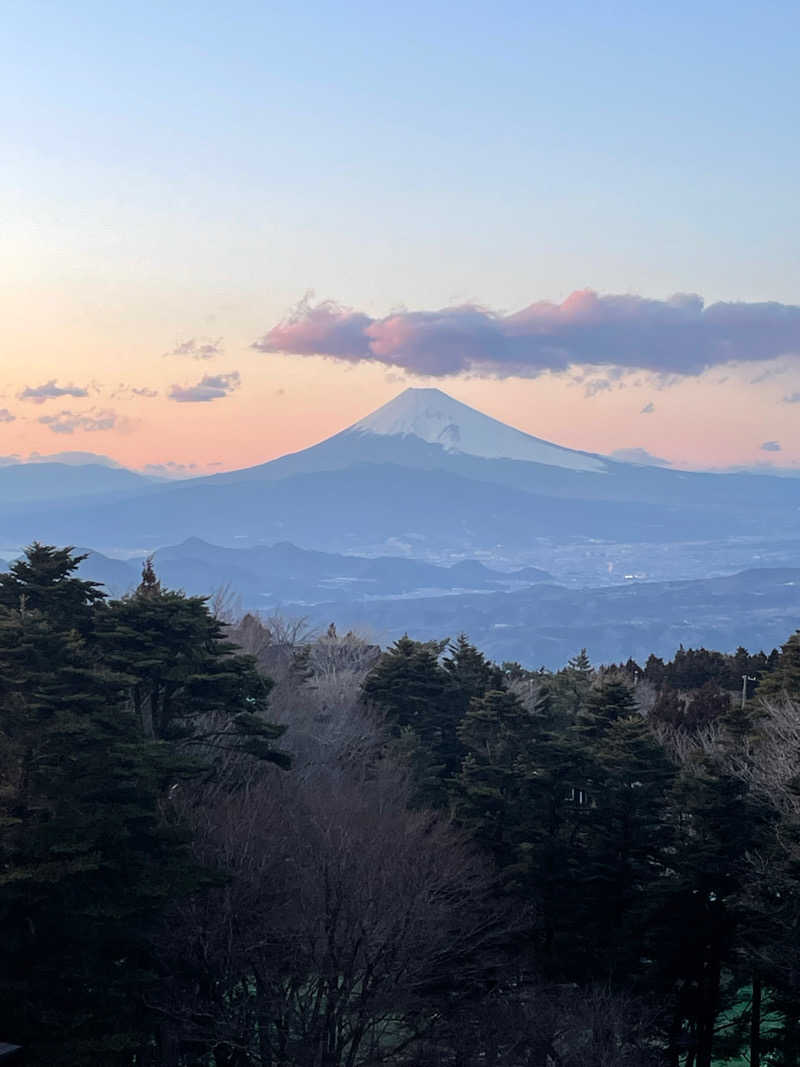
[2,0,800,475]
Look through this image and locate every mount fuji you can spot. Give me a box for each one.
[349,388,607,472]
[2,387,800,563]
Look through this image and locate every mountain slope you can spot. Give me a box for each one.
[349,388,607,471]
[0,462,157,504]
[191,387,800,514]
[0,462,747,556]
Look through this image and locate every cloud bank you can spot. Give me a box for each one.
[253,291,800,378]
[169,371,241,403]
[19,380,90,403]
[0,409,15,423]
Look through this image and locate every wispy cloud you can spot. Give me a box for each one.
[254,290,800,378]
[583,378,613,398]
[19,380,90,404]
[761,440,782,452]
[169,371,241,403]
[640,401,655,414]
[783,392,800,404]
[109,383,160,400]
[166,337,224,360]
[38,409,118,434]
[0,409,15,423]
[142,461,199,478]
[608,447,672,467]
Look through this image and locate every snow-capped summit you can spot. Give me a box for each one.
[351,388,607,473]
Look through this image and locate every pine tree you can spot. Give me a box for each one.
[456,688,532,866]
[651,756,770,1067]
[443,634,505,706]
[97,569,289,772]
[0,542,104,632]
[572,710,676,982]
[0,558,197,1063]
[362,635,461,805]
[758,631,800,703]
[553,647,594,716]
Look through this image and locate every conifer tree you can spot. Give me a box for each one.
[0,541,104,632]
[443,633,505,706]
[0,550,196,1063]
[362,635,460,805]
[97,563,288,772]
[456,688,532,866]
[758,630,800,702]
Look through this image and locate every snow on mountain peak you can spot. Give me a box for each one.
[351,388,607,473]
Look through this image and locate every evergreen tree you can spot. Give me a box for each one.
[443,633,505,706]
[0,542,104,632]
[561,678,677,981]
[553,647,594,716]
[758,630,800,703]
[362,635,460,805]
[651,756,771,1067]
[0,558,196,1063]
[97,564,288,772]
[575,676,638,743]
[456,688,533,866]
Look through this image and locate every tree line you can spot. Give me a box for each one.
[2,544,800,1065]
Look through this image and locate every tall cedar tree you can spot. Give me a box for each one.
[0,541,105,632]
[456,676,676,984]
[0,547,196,1064]
[570,680,676,983]
[648,754,772,1067]
[97,561,289,774]
[362,635,461,807]
[759,630,800,703]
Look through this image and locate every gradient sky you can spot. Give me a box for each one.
[3,0,800,475]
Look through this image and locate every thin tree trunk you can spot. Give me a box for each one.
[696,952,721,1067]
[666,1003,682,1067]
[750,971,761,1067]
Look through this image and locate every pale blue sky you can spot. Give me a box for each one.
[5,0,800,306]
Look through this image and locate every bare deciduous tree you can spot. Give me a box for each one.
[156,762,501,1067]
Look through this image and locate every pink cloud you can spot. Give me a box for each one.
[253,290,800,378]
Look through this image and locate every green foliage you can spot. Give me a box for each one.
[362,634,462,806]
[0,558,191,1061]
[758,630,800,703]
[0,545,288,1064]
[0,541,104,631]
[97,572,287,773]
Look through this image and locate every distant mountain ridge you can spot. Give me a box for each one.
[66,537,554,606]
[0,461,157,504]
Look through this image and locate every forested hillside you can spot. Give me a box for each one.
[3,545,800,1066]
